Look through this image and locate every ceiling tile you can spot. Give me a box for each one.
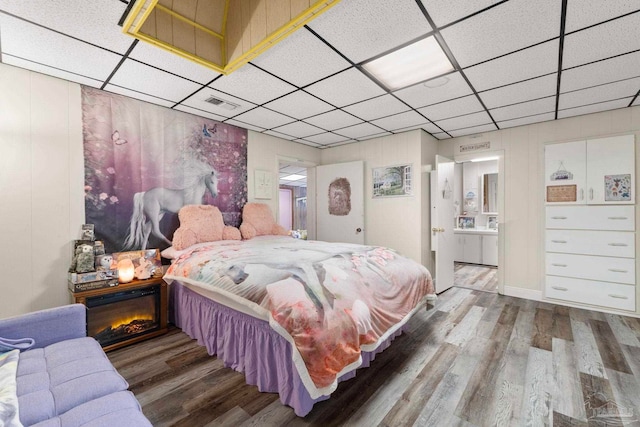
[0,0,133,54]
[209,64,296,105]
[358,132,393,141]
[490,98,556,122]
[251,28,351,87]
[562,12,640,68]
[449,123,497,137]
[441,0,561,67]
[307,0,431,64]
[559,77,640,109]
[565,1,639,33]
[173,105,227,122]
[325,140,357,148]
[432,132,451,139]
[558,98,632,119]
[303,109,363,130]
[263,91,333,120]
[334,122,387,139]
[420,0,503,27]
[370,111,427,131]
[301,132,351,145]
[265,130,297,141]
[1,55,103,87]
[635,97,640,106]
[181,88,257,118]
[108,59,202,103]
[230,107,295,129]
[478,74,558,108]
[305,68,386,107]
[0,14,122,81]
[417,95,484,121]
[434,111,493,132]
[270,121,326,138]
[279,165,306,174]
[464,40,559,91]
[223,119,265,132]
[294,139,324,148]
[394,72,473,108]
[104,84,174,108]
[561,51,640,93]
[343,95,410,121]
[497,112,555,129]
[421,123,444,134]
[129,43,220,85]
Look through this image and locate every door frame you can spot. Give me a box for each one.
[276,156,317,240]
[454,149,505,295]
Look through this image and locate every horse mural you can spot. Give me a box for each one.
[123,160,219,250]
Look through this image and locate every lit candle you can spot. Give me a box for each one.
[117,259,135,283]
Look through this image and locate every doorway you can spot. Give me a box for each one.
[452,157,501,293]
[278,162,307,236]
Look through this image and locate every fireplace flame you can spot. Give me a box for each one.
[111,312,154,330]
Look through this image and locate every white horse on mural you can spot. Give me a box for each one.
[123,159,218,249]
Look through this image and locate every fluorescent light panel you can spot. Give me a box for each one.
[362,36,454,91]
[281,174,306,181]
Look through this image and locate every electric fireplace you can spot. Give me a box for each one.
[73,277,168,351]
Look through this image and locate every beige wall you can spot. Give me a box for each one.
[439,106,640,315]
[0,64,85,317]
[320,130,439,269]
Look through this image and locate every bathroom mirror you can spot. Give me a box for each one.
[482,173,498,214]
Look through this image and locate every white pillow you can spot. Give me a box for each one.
[0,349,23,427]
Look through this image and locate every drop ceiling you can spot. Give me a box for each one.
[1,0,639,149]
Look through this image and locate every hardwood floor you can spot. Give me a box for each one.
[108,288,640,426]
[454,262,498,293]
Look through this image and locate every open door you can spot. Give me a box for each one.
[430,155,455,293]
[316,160,364,244]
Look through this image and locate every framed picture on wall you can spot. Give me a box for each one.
[457,216,475,229]
[372,164,413,198]
[254,170,273,199]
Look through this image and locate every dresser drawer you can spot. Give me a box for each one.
[546,276,635,311]
[546,205,635,231]
[546,253,635,284]
[546,230,635,258]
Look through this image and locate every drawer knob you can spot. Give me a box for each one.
[608,268,628,273]
[608,294,628,300]
[551,216,567,220]
[608,243,628,247]
[551,286,568,291]
[551,263,567,267]
[551,240,567,244]
[607,216,628,220]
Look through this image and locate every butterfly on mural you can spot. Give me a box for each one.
[203,124,217,137]
[112,130,127,145]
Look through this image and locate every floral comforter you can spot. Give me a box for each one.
[164,236,434,398]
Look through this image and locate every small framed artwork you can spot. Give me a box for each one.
[254,170,273,199]
[457,216,475,229]
[487,216,498,229]
[372,164,413,198]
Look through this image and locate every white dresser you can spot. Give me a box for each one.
[544,135,636,312]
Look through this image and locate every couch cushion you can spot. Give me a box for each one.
[16,337,129,426]
[30,391,152,427]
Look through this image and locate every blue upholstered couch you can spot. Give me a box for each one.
[0,304,151,427]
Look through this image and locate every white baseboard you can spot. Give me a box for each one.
[502,286,542,301]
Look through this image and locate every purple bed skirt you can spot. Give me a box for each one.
[169,281,406,417]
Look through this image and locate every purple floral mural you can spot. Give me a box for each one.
[82,86,247,253]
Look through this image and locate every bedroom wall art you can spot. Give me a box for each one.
[372,164,413,198]
[82,86,247,253]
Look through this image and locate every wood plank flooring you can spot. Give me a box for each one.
[454,262,498,293]
[108,288,640,426]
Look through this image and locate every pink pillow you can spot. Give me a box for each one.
[240,203,289,239]
[172,205,225,250]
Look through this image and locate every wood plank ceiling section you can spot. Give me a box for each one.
[122,0,342,75]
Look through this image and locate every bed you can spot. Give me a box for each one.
[161,204,435,416]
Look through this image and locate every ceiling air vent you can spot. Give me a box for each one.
[204,95,239,110]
